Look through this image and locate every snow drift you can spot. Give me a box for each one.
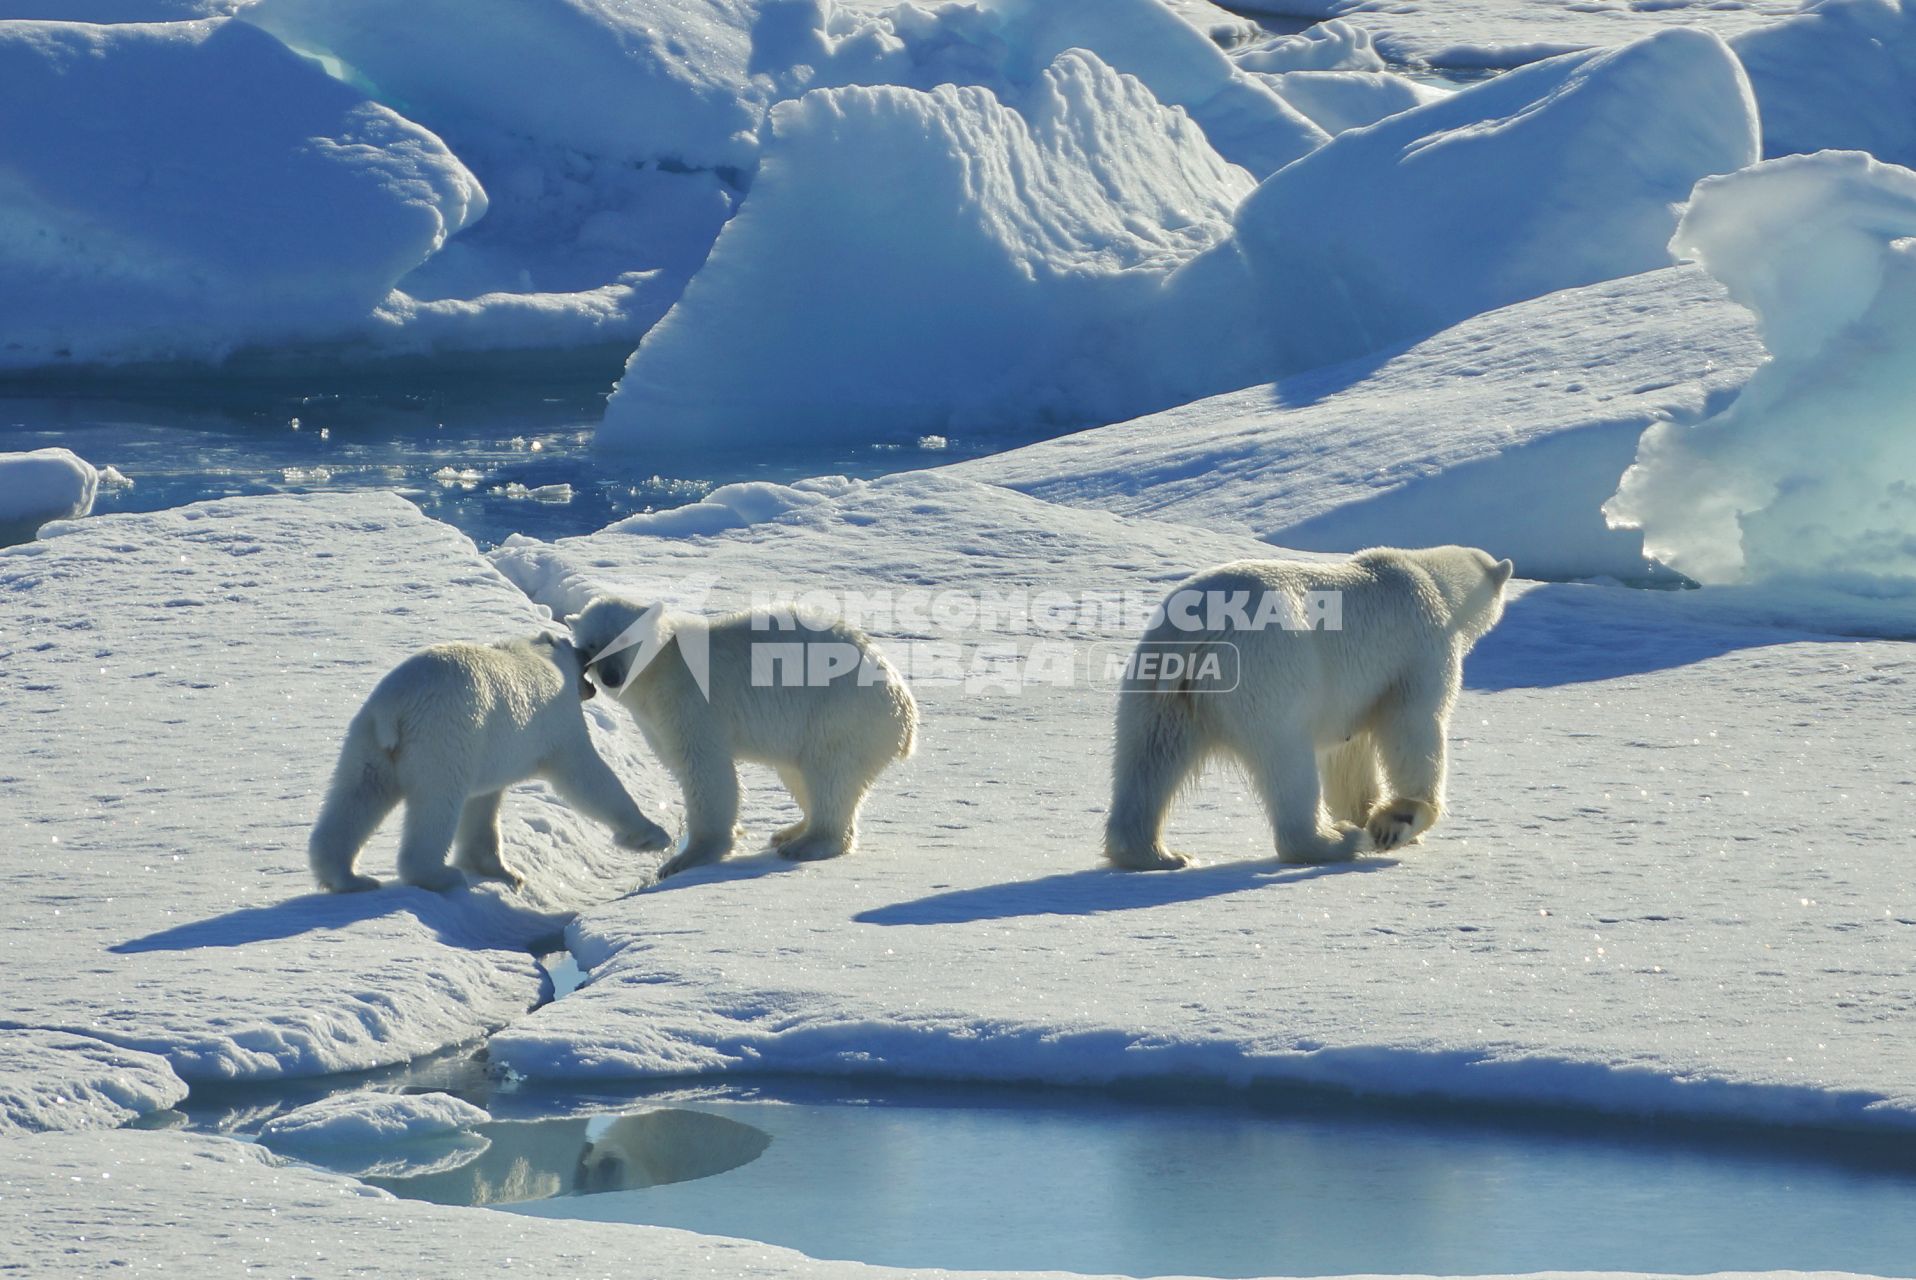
[1608,151,1916,586]
[1731,0,1916,170]
[0,19,483,369]
[601,50,1254,448]
[1226,27,1760,373]
[0,448,98,546]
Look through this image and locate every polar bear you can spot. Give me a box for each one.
[308,634,672,893]
[1105,546,1513,870]
[568,596,917,878]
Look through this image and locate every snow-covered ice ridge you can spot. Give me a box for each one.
[480,470,1916,1135]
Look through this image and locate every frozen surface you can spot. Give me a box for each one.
[0,447,98,545]
[1231,0,1807,68]
[0,1031,186,1139]
[957,268,1763,581]
[1732,0,1916,169]
[1226,29,1759,374]
[486,471,1916,1132]
[1609,152,1916,586]
[0,18,483,370]
[0,493,675,1103]
[603,50,1254,448]
[1253,69,1447,136]
[258,1090,489,1149]
[16,1128,1890,1280]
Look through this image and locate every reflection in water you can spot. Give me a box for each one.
[361,1109,772,1207]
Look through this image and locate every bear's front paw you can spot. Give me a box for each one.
[778,832,851,862]
[655,840,729,879]
[617,819,673,853]
[1365,798,1438,851]
[401,866,468,893]
[320,872,384,894]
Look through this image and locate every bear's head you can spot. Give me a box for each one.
[1427,546,1514,642]
[565,596,667,696]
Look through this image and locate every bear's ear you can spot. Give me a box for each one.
[1492,558,1515,587]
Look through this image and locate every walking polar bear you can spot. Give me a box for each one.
[1105,546,1514,870]
[569,596,917,878]
[309,634,672,893]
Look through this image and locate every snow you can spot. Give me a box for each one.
[1230,0,1808,69]
[258,1091,490,1150]
[601,50,1255,448]
[1732,0,1916,169]
[1231,19,1388,72]
[481,470,1916,1134]
[1253,69,1448,136]
[0,1031,186,1139]
[954,267,1763,582]
[0,492,677,1099]
[0,448,98,546]
[0,18,484,370]
[1225,28,1760,375]
[1608,151,1916,586]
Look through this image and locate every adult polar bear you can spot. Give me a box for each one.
[309,635,672,892]
[570,597,917,878]
[1106,546,1513,870]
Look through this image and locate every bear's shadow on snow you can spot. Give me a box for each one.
[110,882,565,955]
[854,857,1398,927]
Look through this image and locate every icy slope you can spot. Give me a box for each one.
[1609,152,1916,586]
[0,18,483,370]
[954,267,1764,581]
[0,493,674,1101]
[0,1032,186,1139]
[1226,28,1758,375]
[1231,0,1806,69]
[602,50,1254,448]
[485,472,1916,1131]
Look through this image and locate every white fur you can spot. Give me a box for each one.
[308,635,671,893]
[1105,545,1514,870]
[569,597,917,878]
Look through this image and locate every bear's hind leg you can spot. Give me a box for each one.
[777,760,866,862]
[452,790,522,889]
[308,759,398,893]
[1320,736,1383,827]
[769,764,810,849]
[395,793,468,892]
[1104,695,1201,870]
[1245,731,1369,865]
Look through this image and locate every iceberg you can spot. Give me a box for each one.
[1608,150,1916,586]
[0,448,98,546]
[0,19,483,370]
[1226,28,1760,373]
[601,50,1254,448]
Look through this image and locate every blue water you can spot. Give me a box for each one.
[168,1051,1916,1278]
[0,384,1010,549]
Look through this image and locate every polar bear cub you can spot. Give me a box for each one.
[1105,546,1513,870]
[308,634,672,893]
[569,596,917,878]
